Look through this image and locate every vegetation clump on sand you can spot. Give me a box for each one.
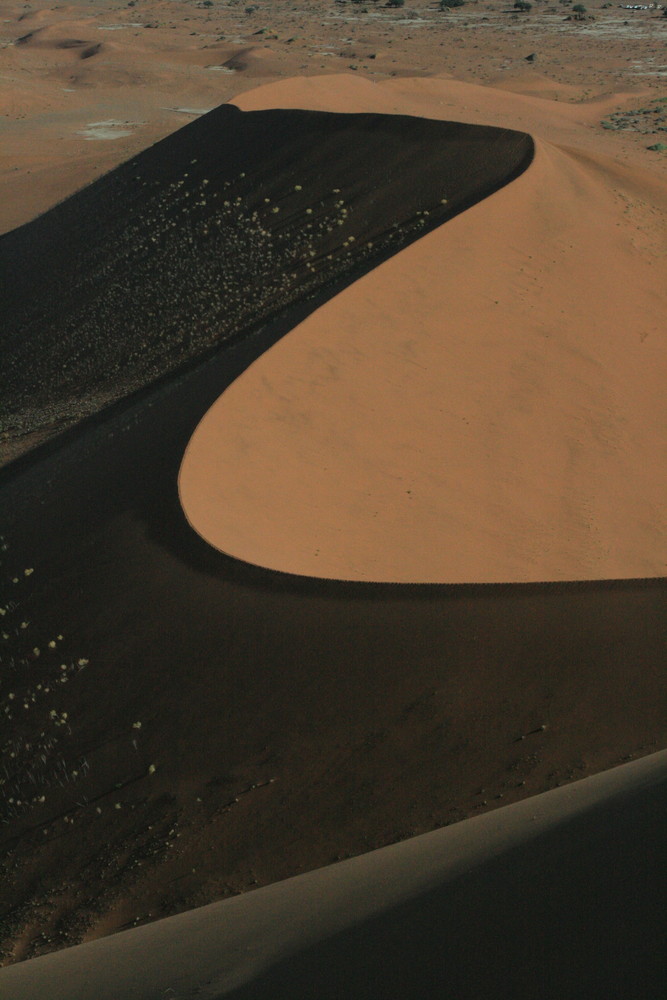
[0,546,90,829]
[601,96,667,133]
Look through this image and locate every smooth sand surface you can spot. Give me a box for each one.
[180,76,667,583]
[1,749,665,999]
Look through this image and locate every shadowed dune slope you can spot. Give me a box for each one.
[1,751,665,999]
[0,103,531,462]
[180,101,667,584]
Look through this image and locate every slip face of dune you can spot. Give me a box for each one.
[180,82,667,584]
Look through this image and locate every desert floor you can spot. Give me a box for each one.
[2,0,666,234]
[0,0,665,989]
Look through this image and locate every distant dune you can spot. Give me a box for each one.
[14,24,105,59]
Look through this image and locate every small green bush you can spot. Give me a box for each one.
[514,0,532,10]
[440,0,465,8]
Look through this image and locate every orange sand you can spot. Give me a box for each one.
[179,76,667,583]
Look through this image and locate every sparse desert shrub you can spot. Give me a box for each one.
[514,0,532,9]
[386,0,405,7]
[440,0,465,8]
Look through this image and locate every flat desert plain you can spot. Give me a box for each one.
[0,0,666,995]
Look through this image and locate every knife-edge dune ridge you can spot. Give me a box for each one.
[179,78,667,585]
[0,96,529,467]
[1,750,664,1000]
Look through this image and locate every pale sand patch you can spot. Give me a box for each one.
[76,119,145,139]
[179,75,666,584]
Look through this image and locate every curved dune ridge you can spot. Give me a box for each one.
[180,75,667,585]
[0,99,529,462]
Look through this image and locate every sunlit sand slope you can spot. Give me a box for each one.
[2,751,665,999]
[180,82,667,584]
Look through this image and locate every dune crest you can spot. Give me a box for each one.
[180,78,666,584]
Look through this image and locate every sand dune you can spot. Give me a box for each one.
[1,750,665,998]
[485,70,586,101]
[180,77,667,583]
[2,0,664,236]
[0,65,665,973]
[222,47,285,77]
[16,5,87,24]
[14,24,104,54]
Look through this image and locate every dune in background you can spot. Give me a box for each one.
[2,750,665,999]
[180,75,667,583]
